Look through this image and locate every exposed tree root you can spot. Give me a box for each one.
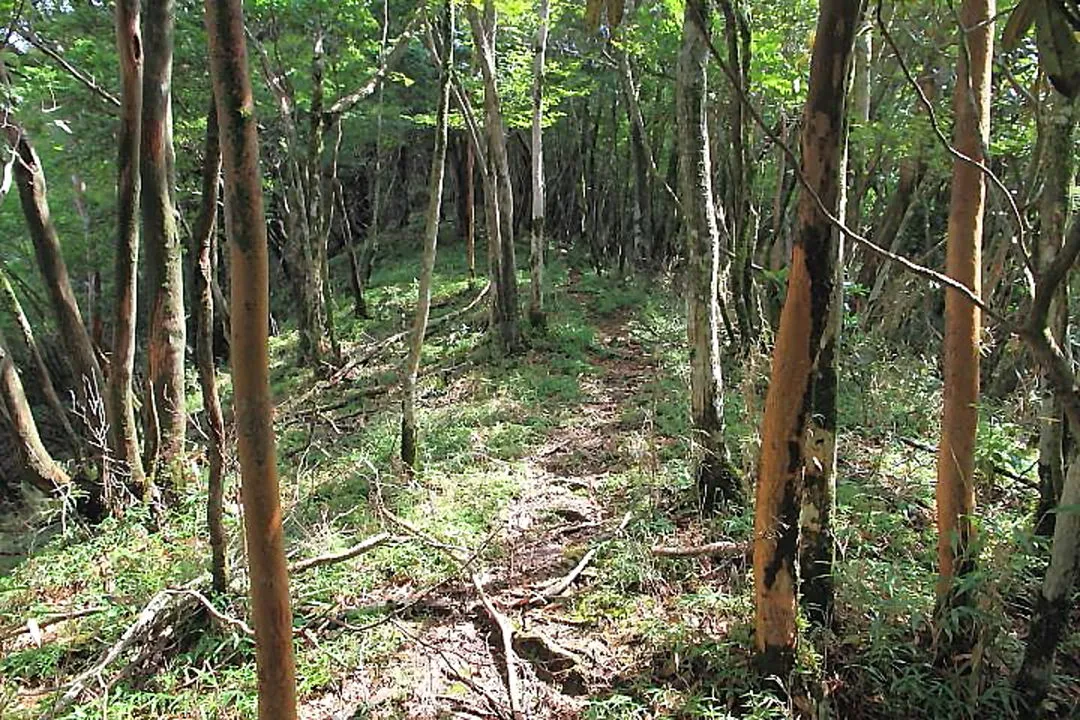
[472,573,525,720]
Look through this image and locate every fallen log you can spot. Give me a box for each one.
[651,540,750,559]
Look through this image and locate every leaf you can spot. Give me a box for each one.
[1035,0,1080,98]
[1002,0,1037,52]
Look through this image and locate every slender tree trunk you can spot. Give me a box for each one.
[934,0,993,656]
[468,0,521,353]
[1034,94,1076,538]
[108,0,148,496]
[463,136,477,281]
[0,330,71,494]
[192,97,227,594]
[528,0,550,327]
[0,269,79,453]
[753,0,860,673]
[8,129,103,416]
[677,0,742,513]
[402,4,452,471]
[142,0,186,487]
[339,181,366,318]
[204,2,297,717]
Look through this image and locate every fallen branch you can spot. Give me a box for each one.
[651,540,750,559]
[45,577,208,718]
[538,549,597,599]
[164,589,253,636]
[472,573,524,720]
[0,606,106,643]
[290,532,396,575]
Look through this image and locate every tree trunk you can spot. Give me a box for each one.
[934,0,992,656]
[141,0,186,489]
[204,1,297,717]
[402,5,452,471]
[192,97,228,594]
[676,0,742,513]
[1034,94,1076,538]
[753,0,860,674]
[8,129,103,418]
[1016,456,1080,708]
[0,329,71,494]
[461,135,477,281]
[468,0,521,354]
[109,0,148,496]
[0,269,80,454]
[528,0,550,327]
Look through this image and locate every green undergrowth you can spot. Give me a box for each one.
[1,238,1075,718]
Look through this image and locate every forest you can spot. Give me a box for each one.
[0,0,1078,717]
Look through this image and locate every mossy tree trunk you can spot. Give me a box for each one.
[0,329,71,494]
[676,0,742,513]
[752,0,860,673]
[401,3,452,471]
[204,1,297,716]
[109,0,147,496]
[1034,93,1076,538]
[8,128,103,423]
[141,0,186,489]
[934,0,993,657]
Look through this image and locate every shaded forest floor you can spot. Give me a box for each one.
[1,237,1078,719]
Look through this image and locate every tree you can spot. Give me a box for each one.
[0,328,71,494]
[191,97,228,594]
[676,0,741,512]
[752,0,861,672]
[142,0,187,488]
[401,2,453,471]
[467,0,521,354]
[204,0,297,716]
[108,0,147,496]
[934,0,993,653]
[1033,92,1076,538]
[528,0,550,327]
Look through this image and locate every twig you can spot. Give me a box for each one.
[164,589,253,636]
[539,548,597,598]
[874,0,1032,279]
[687,6,1012,329]
[471,573,524,720]
[20,26,120,108]
[651,540,750,559]
[290,532,396,574]
[897,436,1039,490]
[0,606,106,643]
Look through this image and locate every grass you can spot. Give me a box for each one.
[0,235,1076,718]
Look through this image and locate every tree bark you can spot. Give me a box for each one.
[752,0,860,674]
[528,0,550,327]
[110,0,148,495]
[0,269,79,454]
[401,4,452,471]
[934,0,993,655]
[0,329,71,494]
[192,97,228,594]
[1034,93,1076,538]
[141,0,186,488]
[677,0,742,513]
[8,129,103,418]
[204,1,298,716]
[468,0,521,354]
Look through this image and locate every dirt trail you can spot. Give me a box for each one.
[300,306,659,719]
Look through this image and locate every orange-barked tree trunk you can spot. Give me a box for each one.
[204,1,297,717]
[934,0,993,654]
[752,0,861,674]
